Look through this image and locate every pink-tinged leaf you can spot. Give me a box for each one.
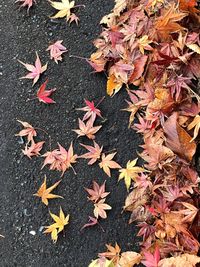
[18,52,47,86]
[77,99,103,122]
[85,181,110,203]
[22,140,45,159]
[37,80,56,104]
[94,198,112,219]
[73,118,102,139]
[47,40,67,64]
[15,120,37,143]
[79,141,103,165]
[81,216,98,230]
[142,247,160,267]
[99,153,121,177]
[68,13,80,25]
[15,0,36,11]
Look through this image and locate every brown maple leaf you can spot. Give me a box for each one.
[187,115,200,141]
[34,176,63,205]
[99,243,121,265]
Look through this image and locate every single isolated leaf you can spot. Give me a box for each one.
[49,0,76,22]
[85,181,110,203]
[94,199,112,219]
[18,52,47,86]
[44,207,69,243]
[187,115,200,141]
[77,99,103,122]
[37,79,56,104]
[33,175,63,205]
[79,141,103,165]
[47,40,67,64]
[15,0,36,11]
[119,159,145,190]
[99,243,121,265]
[99,153,121,177]
[73,118,102,139]
[15,120,37,143]
[22,140,45,158]
[81,216,98,231]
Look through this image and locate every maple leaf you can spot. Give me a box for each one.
[119,159,145,190]
[99,243,121,265]
[47,40,67,64]
[81,216,98,231]
[94,198,112,219]
[68,13,79,25]
[22,140,45,158]
[33,176,63,205]
[85,181,110,203]
[37,79,56,104]
[44,207,69,243]
[163,112,196,161]
[187,115,200,141]
[154,4,188,41]
[174,202,198,223]
[79,141,103,165]
[138,35,152,54]
[99,153,121,177]
[77,99,103,122]
[73,118,102,139]
[119,251,142,267]
[88,258,114,267]
[147,0,164,9]
[18,52,47,86]
[49,0,75,21]
[158,253,200,267]
[15,120,37,143]
[142,247,160,267]
[42,142,78,175]
[15,0,36,11]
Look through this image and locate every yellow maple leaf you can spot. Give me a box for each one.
[188,115,200,142]
[33,176,63,206]
[49,0,75,20]
[138,35,152,54]
[119,158,145,190]
[44,207,69,243]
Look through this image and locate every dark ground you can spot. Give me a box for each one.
[0,1,142,266]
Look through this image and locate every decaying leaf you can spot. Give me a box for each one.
[99,243,121,265]
[99,153,121,177]
[81,216,98,231]
[15,0,36,11]
[44,207,69,243]
[158,253,200,267]
[187,115,200,141]
[119,251,141,267]
[34,176,63,205]
[18,52,47,86]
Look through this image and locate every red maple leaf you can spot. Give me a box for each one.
[37,80,56,104]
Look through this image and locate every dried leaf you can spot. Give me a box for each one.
[18,52,47,86]
[99,243,121,265]
[187,115,200,141]
[22,140,45,158]
[47,40,67,63]
[37,80,56,104]
[99,153,121,177]
[73,118,102,139]
[85,181,110,203]
[34,176,63,205]
[15,120,37,143]
[158,253,200,267]
[94,199,112,219]
[119,251,141,267]
[80,141,103,165]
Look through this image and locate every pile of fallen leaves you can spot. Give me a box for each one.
[14,0,200,266]
[87,0,200,266]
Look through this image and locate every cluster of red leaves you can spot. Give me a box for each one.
[89,0,200,265]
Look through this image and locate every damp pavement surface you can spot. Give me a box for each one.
[0,1,143,266]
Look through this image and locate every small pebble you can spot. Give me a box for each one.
[29,230,36,236]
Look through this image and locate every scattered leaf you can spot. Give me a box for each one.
[37,79,56,104]
[99,153,121,177]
